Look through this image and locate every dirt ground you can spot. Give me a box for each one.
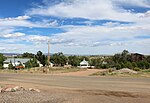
[55,69,102,76]
[0,71,150,103]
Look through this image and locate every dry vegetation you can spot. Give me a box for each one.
[90,68,150,77]
[0,67,87,74]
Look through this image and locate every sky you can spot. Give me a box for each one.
[0,0,150,55]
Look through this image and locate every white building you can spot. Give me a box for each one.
[78,59,90,68]
[3,58,43,68]
[3,58,30,68]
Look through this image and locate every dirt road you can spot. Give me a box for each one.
[0,73,150,103]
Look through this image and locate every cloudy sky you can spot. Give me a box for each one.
[0,0,150,55]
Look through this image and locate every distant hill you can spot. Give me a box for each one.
[1,53,22,57]
[1,52,114,57]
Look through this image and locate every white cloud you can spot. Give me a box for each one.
[47,21,150,54]
[0,15,30,21]
[0,47,5,51]
[0,27,26,39]
[0,15,49,28]
[0,43,40,53]
[27,0,150,22]
[0,0,150,55]
[114,0,150,8]
[23,35,50,43]
[0,27,14,35]
[2,32,25,38]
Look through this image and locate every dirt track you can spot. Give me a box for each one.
[0,73,150,103]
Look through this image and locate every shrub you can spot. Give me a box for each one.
[0,64,3,69]
[133,67,140,71]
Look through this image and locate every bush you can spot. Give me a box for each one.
[125,62,133,69]
[133,67,140,71]
[0,64,3,69]
[115,63,122,70]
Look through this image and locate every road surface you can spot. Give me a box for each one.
[0,73,150,103]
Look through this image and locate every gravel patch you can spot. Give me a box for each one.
[0,91,67,103]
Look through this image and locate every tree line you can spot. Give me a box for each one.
[22,50,150,70]
[0,50,150,70]
[90,50,150,70]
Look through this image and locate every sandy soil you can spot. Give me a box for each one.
[55,69,103,76]
[0,73,150,103]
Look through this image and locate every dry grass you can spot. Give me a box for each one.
[90,69,150,77]
[0,67,86,74]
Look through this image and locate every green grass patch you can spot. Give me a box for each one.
[142,69,150,73]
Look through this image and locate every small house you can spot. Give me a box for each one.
[78,59,90,68]
[3,58,30,69]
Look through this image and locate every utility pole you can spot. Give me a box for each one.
[47,40,50,67]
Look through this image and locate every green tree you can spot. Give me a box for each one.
[0,53,6,69]
[113,50,131,63]
[132,62,138,68]
[31,58,39,67]
[25,58,39,68]
[146,56,150,63]
[90,58,101,68]
[125,62,133,69]
[51,52,67,66]
[136,61,145,69]
[22,52,35,58]
[120,62,126,68]
[35,51,47,66]
[115,63,122,70]
[142,60,150,69]
[68,56,80,66]
[122,50,129,57]
[25,60,32,68]
[8,61,14,69]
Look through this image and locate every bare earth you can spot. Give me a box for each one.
[0,69,150,103]
[55,69,102,76]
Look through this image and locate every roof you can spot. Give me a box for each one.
[4,58,30,64]
[80,59,89,65]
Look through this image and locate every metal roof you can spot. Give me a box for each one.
[80,59,89,65]
[4,58,30,64]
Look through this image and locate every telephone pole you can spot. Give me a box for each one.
[48,40,50,67]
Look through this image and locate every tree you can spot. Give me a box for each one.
[90,58,104,69]
[25,58,39,68]
[35,51,47,66]
[68,56,80,66]
[132,62,138,68]
[31,58,39,67]
[125,62,133,69]
[120,62,126,68]
[25,60,32,68]
[115,63,122,70]
[146,56,150,63]
[0,53,6,69]
[136,61,145,69]
[8,60,14,69]
[122,50,129,57]
[22,52,35,58]
[51,52,67,66]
